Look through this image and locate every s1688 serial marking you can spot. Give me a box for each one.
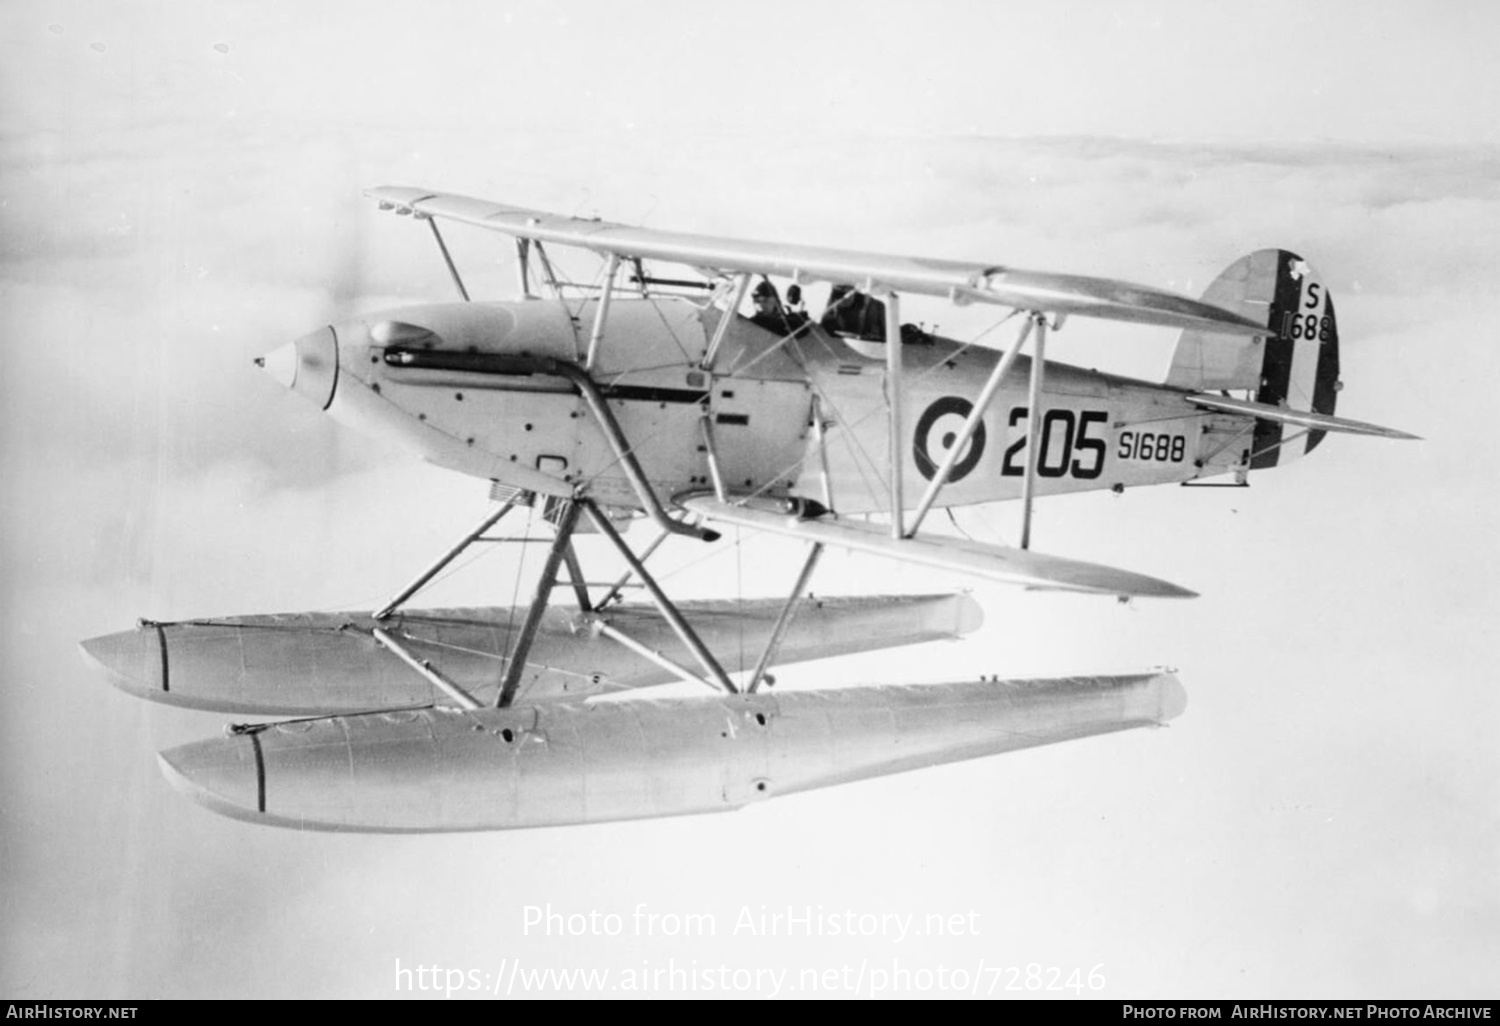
[1118,431,1186,463]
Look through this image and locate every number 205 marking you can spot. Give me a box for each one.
[1118,431,1185,463]
[1000,409,1107,480]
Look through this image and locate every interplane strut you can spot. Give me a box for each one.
[882,292,907,538]
[907,314,1037,537]
[425,217,470,302]
[1018,315,1050,550]
[383,196,1163,627]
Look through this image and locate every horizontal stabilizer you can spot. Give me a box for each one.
[1186,394,1420,440]
[678,494,1196,599]
[365,187,1264,336]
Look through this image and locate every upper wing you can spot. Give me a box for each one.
[366,186,1267,337]
[677,494,1196,599]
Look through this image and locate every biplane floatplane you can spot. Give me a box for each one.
[81,187,1416,832]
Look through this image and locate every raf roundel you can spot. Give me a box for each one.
[914,396,987,482]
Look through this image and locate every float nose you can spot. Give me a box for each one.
[159,737,266,822]
[80,627,163,697]
[257,325,339,409]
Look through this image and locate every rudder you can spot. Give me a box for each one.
[1166,249,1339,468]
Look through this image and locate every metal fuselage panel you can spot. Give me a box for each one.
[159,673,1185,832]
[325,299,814,504]
[319,298,1248,515]
[804,338,1246,513]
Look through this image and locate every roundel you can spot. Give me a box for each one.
[913,397,986,482]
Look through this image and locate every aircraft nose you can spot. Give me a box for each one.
[256,325,339,409]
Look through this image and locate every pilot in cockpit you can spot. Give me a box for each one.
[750,279,783,330]
[749,279,811,336]
[821,284,884,340]
[784,283,807,320]
[818,285,929,345]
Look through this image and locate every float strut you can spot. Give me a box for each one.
[496,501,581,708]
[373,497,521,620]
[372,627,482,710]
[581,501,735,694]
[747,543,823,693]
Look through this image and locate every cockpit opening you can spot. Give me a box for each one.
[820,284,931,345]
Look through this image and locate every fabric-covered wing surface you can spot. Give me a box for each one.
[367,186,1267,336]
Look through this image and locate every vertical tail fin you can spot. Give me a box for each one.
[1166,249,1340,468]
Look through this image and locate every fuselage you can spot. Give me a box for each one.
[270,296,1253,515]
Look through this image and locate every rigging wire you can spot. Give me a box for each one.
[728,305,1026,514]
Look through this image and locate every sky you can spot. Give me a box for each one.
[2,0,1497,1000]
